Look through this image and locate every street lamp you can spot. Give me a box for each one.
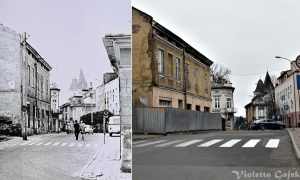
[275,56,299,131]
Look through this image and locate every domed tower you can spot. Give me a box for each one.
[50,83,61,133]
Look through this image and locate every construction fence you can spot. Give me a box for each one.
[133,107,222,134]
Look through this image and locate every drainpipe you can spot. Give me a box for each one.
[34,62,38,134]
[183,46,187,109]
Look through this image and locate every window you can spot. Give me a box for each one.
[187,104,191,110]
[113,90,114,101]
[226,98,232,108]
[159,100,171,107]
[194,68,198,86]
[185,63,190,84]
[290,85,292,94]
[205,73,208,89]
[32,68,34,87]
[176,58,180,80]
[214,98,220,108]
[37,72,39,91]
[46,79,48,95]
[158,49,164,74]
[178,99,183,109]
[40,75,43,93]
[204,107,210,112]
[28,65,30,85]
[168,53,173,77]
[196,105,200,111]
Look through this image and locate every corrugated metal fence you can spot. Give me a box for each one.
[133,107,222,134]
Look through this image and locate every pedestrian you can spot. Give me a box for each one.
[79,121,86,140]
[73,120,80,140]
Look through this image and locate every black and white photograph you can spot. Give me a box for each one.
[132,1,300,180]
[0,0,131,179]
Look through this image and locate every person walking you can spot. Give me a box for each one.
[79,121,86,140]
[73,120,80,140]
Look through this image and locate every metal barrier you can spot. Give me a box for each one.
[133,107,222,134]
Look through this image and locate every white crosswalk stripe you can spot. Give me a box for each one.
[44,142,52,146]
[198,139,223,147]
[220,139,241,147]
[36,142,44,145]
[85,144,91,147]
[134,140,168,147]
[69,143,75,147]
[53,142,60,146]
[28,142,37,146]
[61,143,67,146]
[174,140,202,147]
[242,139,260,148]
[265,139,280,148]
[155,140,184,147]
[20,142,31,145]
[77,144,83,147]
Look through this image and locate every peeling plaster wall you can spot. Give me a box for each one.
[132,8,154,107]
[0,24,22,122]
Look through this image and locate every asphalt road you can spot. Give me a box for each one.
[0,132,104,180]
[133,130,300,180]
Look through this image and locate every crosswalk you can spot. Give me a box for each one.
[0,141,100,150]
[133,139,281,148]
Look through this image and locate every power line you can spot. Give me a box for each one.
[232,67,289,77]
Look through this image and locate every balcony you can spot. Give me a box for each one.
[212,108,238,113]
[52,109,61,114]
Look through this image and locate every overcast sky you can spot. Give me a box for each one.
[133,0,300,117]
[0,0,131,104]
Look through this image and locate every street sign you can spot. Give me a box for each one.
[296,55,300,69]
[21,105,27,112]
[284,105,289,112]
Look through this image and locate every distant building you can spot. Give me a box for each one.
[50,83,61,132]
[132,7,213,111]
[245,72,274,122]
[104,77,119,115]
[211,80,236,130]
[0,23,52,135]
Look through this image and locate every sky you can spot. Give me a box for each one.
[132,0,300,117]
[0,0,131,104]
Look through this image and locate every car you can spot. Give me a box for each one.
[108,116,120,136]
[84,125,93,134]
[250,119,285,130]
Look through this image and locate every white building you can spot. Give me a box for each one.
[95,84,105,112]
[104,78,119,115]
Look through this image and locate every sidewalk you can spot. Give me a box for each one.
[286,128,300,163]
[78,137,132,180]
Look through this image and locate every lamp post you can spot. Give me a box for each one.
[275,56,299,131]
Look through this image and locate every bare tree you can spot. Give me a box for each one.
[210,63,232,82]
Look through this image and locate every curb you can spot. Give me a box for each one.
[77,143,104,179]
[286,129,300,163]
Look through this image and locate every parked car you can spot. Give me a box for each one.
[84,125,93,134]
[250,119,285,130]
[108,116,120,136]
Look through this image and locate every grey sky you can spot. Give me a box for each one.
[0,0,131,104]
[133,0,300,116]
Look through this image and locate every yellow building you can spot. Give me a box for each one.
[132,7,213,111]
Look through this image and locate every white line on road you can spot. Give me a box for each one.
[61,143,67,146]
[198,139,223,147]
[242,139,260,147]
[44,142,53,146]
[77,144,83,147]
[174,140,203,147]
[155,140,185,147]
[220,139,242,147]
[53,142,60,146]
[69,143,75,147]
[132,141,147,145]
[134,140,168,147]
[265,139,280,148]
[85,144,91,147]
[35,142,44,145]
[28,142,37,145]
[20,142,31,145]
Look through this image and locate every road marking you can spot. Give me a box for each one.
[85,144,91,147]
[77,144,83,147]
[44,142,53,146]
[265,139,280,148]
[53,142,60,146]
[93,143,99,148]
[35,142,44,145]
[155,140,184,147]
[242,139,260,147]
[61,143,67,146]
[20,142,31,145]
[220,139,242,147]
[132,141,147,145]
[134,140,168,147]
[198,139,223,147]
[28,142,37,145]
[69,143,75,147]
[175,140,203,147]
